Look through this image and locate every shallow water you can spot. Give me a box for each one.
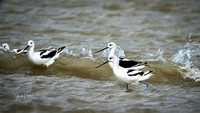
[0,0,200,112]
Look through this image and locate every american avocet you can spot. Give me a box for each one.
[94,42,148,70]
[96,55,153,91]
[2,43,10,51]
[2,43,28,54]
[23,40,66,67]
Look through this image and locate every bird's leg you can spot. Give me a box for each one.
[139,81,150,92]
[126,84,129,90]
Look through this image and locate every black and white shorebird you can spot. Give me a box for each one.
[94,42,148,70]
[96,55,153,91]
[2,43,28,54]
[23,40,66,67]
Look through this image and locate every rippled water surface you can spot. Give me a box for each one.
[0,0,200,112]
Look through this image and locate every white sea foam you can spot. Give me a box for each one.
[63,47,96,61]
[0,46,3,50]
[138,49,166,61]
[79,48,95,60]
[170,41,200,82]
[100,46,126,58]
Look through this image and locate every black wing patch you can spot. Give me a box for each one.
[40,46,66,59]
[119,60,147,68]
[127,69,135,73]
[119,57,125,60]
[128,72,144,76]
[41,50,57,58]
[40,50,47,56]
[17,49,22,52]
[119,60,139,68]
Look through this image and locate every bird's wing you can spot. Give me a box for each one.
[40,50,57,59]
[119,59,148,68]
[127,69,142,75]
[57,46,66,53]
[39,46,66,59]
[13,49,28,54]
[119,57,130,61]
[119,60,140,68]
[128,71,144,76]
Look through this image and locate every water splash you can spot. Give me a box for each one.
[169,49,190,65]
[0,45,3,50]
[101,46,126,58]
[79,48,95,60]
[170,41,200,82]
[179,66,200,82]
[116,46,126,58]
[62,47,96,61]
[0,46,4,53]
[138,49,165,61]
[64,49,77,56]
[101,49,110,58]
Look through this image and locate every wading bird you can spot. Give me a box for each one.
[96,55,153,91]
[2,43,28,54]
[94,42,148,70]
[23,40,66,67]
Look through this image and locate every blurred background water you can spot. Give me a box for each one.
[0,0,200,112]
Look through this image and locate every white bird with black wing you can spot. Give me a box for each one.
[94,42,148,70]
[23,40,66,67]
[2,43,28,54]
[96,55,153,91]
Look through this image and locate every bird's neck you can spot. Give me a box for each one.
[28,46,34,56]
[4,48,9,51]
[4,46,10,51]
[109,48,116,57]
[113,59,119,70]
[7,47,10,51]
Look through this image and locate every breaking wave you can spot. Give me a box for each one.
[137,49,165,61]
[169,41,200,82]
[1,41,200,82]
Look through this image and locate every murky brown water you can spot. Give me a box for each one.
[0,0,200,112]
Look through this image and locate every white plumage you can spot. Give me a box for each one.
[95,42,148,70]
[23,40,66,67]
[1,43,28,54]
[96,55,153,91]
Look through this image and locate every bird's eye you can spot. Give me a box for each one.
[109,44,112,46]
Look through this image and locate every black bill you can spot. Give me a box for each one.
[95,60,109,68]
[23,45,29,51]
[94,47,108,53]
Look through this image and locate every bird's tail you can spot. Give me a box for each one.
[138,71,153,81]
[57,46,66,53]
[144,71,153,75]
[138,62,149,66]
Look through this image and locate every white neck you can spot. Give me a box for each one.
[6,47,10,51]
[112,58,120,69]
[3,46,10,51]
[109,47,116,57]
[28,45,35,56]
[4,48,10,51]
